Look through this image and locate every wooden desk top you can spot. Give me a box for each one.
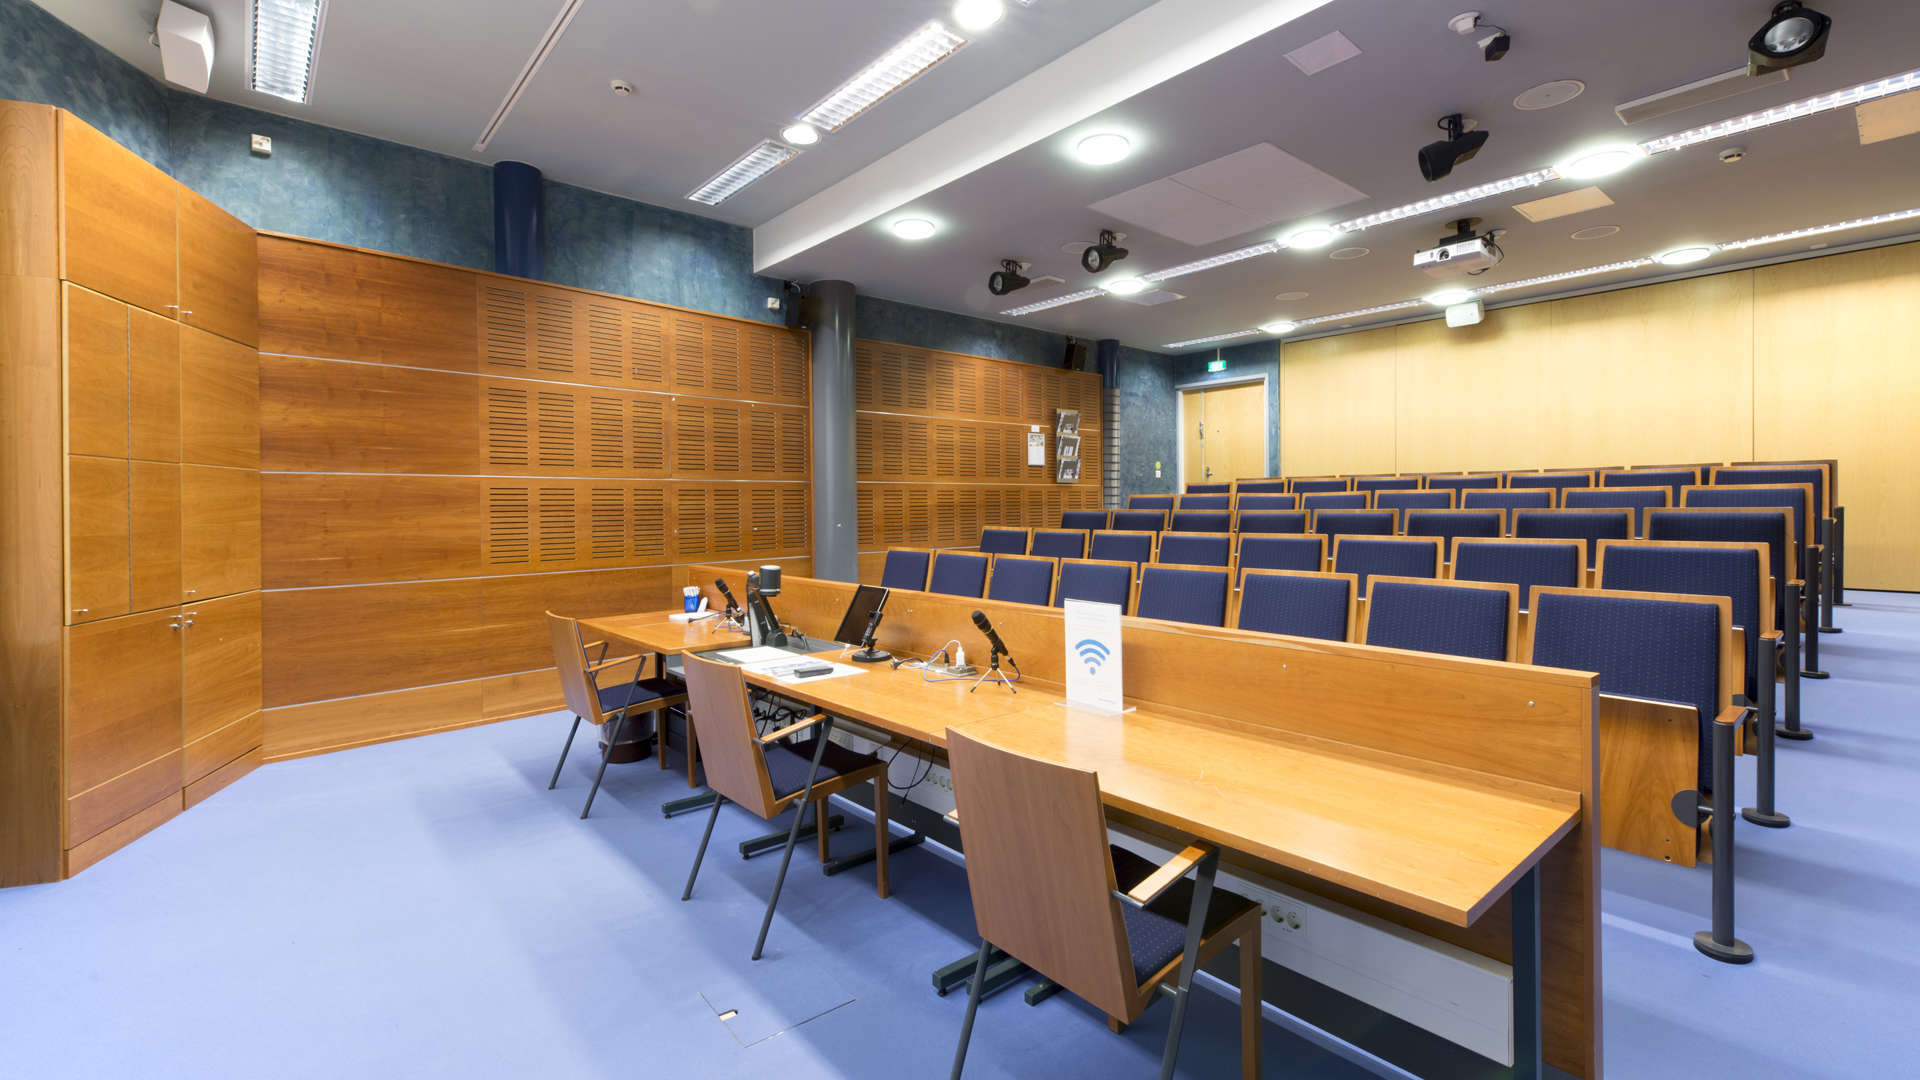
[580,611,747,656]
[742,650,1050,747]
[965,705,1580,927]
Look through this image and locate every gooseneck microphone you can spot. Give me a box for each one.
[970,609,1011,663]
[851,608,890,664]
[967,610,1017,694]
[713,578,741,616]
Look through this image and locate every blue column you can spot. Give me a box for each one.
[492,161,545,279]
[807,281,858,581]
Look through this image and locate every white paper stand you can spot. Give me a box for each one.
[1059,599,1132,714]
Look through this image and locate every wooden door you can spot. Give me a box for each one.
[58,113,177,318]
[181,465,261,601]
[176,185,259,348]
[64,608,184,845]
[1181,388,1209,485]
[130,461,182,610]
[129,306,181,462]
[1207,381,1268,481]
[180,326,259,468]
[182,591,262,785]
[66,455,129,623]
[63,285,129,459]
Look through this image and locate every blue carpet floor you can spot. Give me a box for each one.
[2,593,1916,1078]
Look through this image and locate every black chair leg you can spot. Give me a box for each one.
[683,793,727,901]
[580,712,627,820]
[752,720,834,961]
[548,715,581,790]
[950,937,994,1080]
[1159,850,1220,1080]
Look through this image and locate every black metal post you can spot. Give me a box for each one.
[1158,850,1219,1080]
[1744,637,1789,828]
[1818,540,1840,633]
[1695,715,1754,964]
[752,718,834,960]
[548,716,581,789]
[580,711,626,819]
[1779,582,1812,741]
[682,794,726,900]
[662,791,718,817]
[949,938,994,1080]
[1833,508,1848,605]
[1511,866,1543,1079]
[1802,552,1828,678]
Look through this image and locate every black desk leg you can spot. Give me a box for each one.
[1511,866,1543,1080]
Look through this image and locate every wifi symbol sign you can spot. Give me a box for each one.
[1075,638,1112,674]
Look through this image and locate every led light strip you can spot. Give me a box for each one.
[1141,241,1284,282]
[687,140,800,205]
[1294,300,1423,328]
[802,22,968,132]
[1333,169,1560,235]
[1472,258,1655,295]
[1714,207,1920,251]
[1639,68,1920,156]
[1000,288,1103,316]
[1164,329,1262,349]
[251,0,329,104]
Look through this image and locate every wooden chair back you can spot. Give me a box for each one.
[547,611,606,726]
[681,654,778,817]
[947,729,1135,1019]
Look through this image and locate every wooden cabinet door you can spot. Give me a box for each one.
[66,455,129,623]
[63,607,184,843]
[130,461,182,611]
[57,114,176,318]
[182,591,262,784]
[180,325,259,468]
[129,306,181,462]
[177,185,258,348]
[63,284,128,458]
[181,464,260,600]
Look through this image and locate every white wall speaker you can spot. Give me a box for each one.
[157,1,215,94]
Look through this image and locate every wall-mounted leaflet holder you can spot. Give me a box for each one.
[1056,458,1082,483]
[1055,409,1081,435]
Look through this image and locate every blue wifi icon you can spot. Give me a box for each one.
[1074,638,1112,674]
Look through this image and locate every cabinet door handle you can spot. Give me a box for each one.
[73,607,88,614]
[183,619,196,627]
[185,589,197,596]
[169,621,182,631]
[180,310,195,317]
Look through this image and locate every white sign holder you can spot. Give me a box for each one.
[1060,599,1131,714]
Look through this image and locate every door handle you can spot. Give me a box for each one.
[169,621,182,631]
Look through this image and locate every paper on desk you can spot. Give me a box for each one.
[740,657,869,684]
[712,646,798,664]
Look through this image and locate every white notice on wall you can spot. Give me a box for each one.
[1027,429,1046,466]
[1063,599,1126,713]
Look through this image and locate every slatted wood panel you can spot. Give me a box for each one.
[854,339,1101,551]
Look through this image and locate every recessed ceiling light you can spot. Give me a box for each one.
[953,0,1005,32]
[1513,79,1585,111]
[250,0,329,103]
[1260,320,1298,335]
[1425,287,1476,306]
[1274,290,1309,301]
[686,140,799,205]
[1656,245,1715,266]
[1570,225,1621,240]
[800,22,968,132]
[1074,132,1132,166]
[1329,246,1370,260]
[1100,276,1149,296]
[890,217,937,240]
[1555,143,1644,180]
[781,122,819,146]
[1285,226,1337,249]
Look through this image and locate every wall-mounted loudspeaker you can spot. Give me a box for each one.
[1062,339,1089,371]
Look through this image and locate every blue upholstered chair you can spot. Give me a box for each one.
[1154,532,1233,568]
[1451,539,1583,612]
[1527,588,1733,793]
[1029,528,1089,560]
[880,549,931,591]
[927,551,990,598]
[1109,509,1166,534]
[1376,489,1455,512]
[1234,493,1299,511]
[1425,474,1502,495]
[1168,510,1232,533]
[1598,541,1774,709]
[1648,509,1796,634]
[1562,486,1668,537]
[978,528,1029,557]
[1403,510,1503,552]
[1311,509,1397,541]
[1682,485,1814,579]
[986,555,1057,607]
[1361,578,1516,661]
[1235,479,1289,495]
[1602,467,1699,504]
[1178,494,1232,510]
[1353,475,1421,494]
[1289,478,1351,494]
[1054,558,1136,612]
[1506,471,1595,500]
[1234,570,1356,641]
[1127,494,1176,511]
[1234,534,1326,582]
[1301,492,1369,512]
[1234,510,1310,534]
[1331,536,1441,592]
[1513,509,1632,569]
[1185,482,1232,494]
[1463,489,1555,515]
[1060,510,1110,532]
[1712,465,1829,543]
[1087,530,1155,565]
[1135,565,1231,627]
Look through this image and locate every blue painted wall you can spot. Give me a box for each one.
[857,294,1069,368]
[1117,342,1282,495]
[0,0,171,168]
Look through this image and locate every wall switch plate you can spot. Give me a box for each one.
[765,296,782,311]
[250,133,272,156]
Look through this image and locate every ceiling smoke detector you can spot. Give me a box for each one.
[610,79,634,97]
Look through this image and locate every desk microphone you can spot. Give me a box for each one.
[713,578,741,617]
[851,608,890,664]
[968,610,1017,694]
[970,610,1012,663]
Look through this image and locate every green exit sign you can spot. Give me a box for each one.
[1206,358,1227,373]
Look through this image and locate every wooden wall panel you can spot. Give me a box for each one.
[182,464,261,601]
[0,103,58,278]
[1393,305,1551,473]
[180,325,261,469]
[261,355,481,474]
[176,184,260,348]
[1280,327,1398,477]
[263,579,492,706]
[264,474,484,587]
[58,113,176,318]
[258,236,478,370]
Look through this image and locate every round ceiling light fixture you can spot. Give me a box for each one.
[1556,143,1645,180]
[1425,287,1477,307]
[1100,276,1149,296]
[953,0,1006,32]
[1273,290,1310,301]
[1260,320,1298,335]
[890,217,937,241]
[781,122,819,146]
[1513,79,1585,111]
[1656,245,1716,266]
[1329,246,1371,261]
[1285,226,1338,250]
[1074,132,1133,166]
[1570,224,1621,240]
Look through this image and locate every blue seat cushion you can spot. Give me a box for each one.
[764,736,880,801]
[1365,581,1509,661]
[1110,846,1258,987]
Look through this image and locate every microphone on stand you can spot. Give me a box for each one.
[850,608,891,663]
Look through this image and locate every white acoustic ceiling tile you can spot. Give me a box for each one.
[1119,290,1184,306]
[1172,142,1367,225]
[1089,178,1267,246]
[1857,89,1920,145]
[1284,31,1360,77]
[1512,186,1614,223]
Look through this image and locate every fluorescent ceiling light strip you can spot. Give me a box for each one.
[1472,258,1654,295]
[1333,169,1558,234]
[1141,241,1284,283]
[474,0,586,150]
[1000,288,1103,316]
[1639,68,1920,156]
[687,140,800,206]
[1165,329,1261,349]
[1714,207,1920,251]
[801,22,968,132]
[250,0,328,103]
[1294,300,1422,327]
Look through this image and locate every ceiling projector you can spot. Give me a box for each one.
[1413,218,1503,278]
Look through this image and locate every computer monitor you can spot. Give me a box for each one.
[833,585,889,646]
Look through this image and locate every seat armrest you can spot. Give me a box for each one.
[1122,843,1217,907]
[1712,705,1747,728]
[759,712,829,744]
[586,653,641,673]
[1760,629,1782,643]
[944,808,960,825]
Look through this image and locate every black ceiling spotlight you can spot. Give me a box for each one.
[1447,12,1510,62]
[1080,229,1129,274]
[1749,2,1831,75]
[1418,113,1489,183]
[987,259,1031,296]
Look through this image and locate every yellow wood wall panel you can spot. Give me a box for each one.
[182,464,261,600]
[63,607,182,796]
[58,113,176,317]
[0,103,59,278]
[184,709,262,787]
[1393,305,1552,473]
[480,668,564,722]
[262,681,487,761]
[1280,327,1397,476]
[182,591,263,748]
[183,743,261,809]
[128,305,181,463]
[257,236,478,370]
[176,184,259,348]
[264,474,484,587]
[128,460,182,611]
[62,284,130,458]
[260,355,481,474]
[180,325,260,468]
[1754,243,1920,591]
[65,454,130,622]
[262,580,492,707]
[64,790,179,877]
[67,749,180,847]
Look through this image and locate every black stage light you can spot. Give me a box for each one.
[987,259,1031,296]
[1418,113,1489,183]
[1749,2,1830,75]
[1080,229,1129,274]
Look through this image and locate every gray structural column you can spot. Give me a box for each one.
[1095,339,1122,509]
[807,281,858,581]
